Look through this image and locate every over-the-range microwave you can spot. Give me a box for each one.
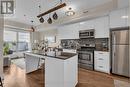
[79,29,95,39]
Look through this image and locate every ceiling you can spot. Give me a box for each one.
[5,0,129,30]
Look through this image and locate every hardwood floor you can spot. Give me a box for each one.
[77,68,115,87]
[77,69,129,87]
[4,64,44,87]
[4,64,129,87]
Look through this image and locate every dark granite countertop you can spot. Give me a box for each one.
[29,51,77,60]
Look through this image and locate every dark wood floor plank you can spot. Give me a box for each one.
[4,64,129,87]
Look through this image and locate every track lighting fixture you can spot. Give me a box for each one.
[53,12,58,20]
[47,17,52,24]
[39,17,44,23]
[37,0,66,24]
[65,7,75,16]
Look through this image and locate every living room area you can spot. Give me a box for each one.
[3,27,31,69]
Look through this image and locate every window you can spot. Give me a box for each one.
[4,30,17,42]
[4,30,17,52]
[4,30,30,52]
[45,36,56,43]
[18,32,30,42]
[18,32,30,51]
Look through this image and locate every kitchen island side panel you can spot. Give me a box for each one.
[64,55,78,87]
[45,55,78,87]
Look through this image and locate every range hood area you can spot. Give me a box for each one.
[79,29,95,39]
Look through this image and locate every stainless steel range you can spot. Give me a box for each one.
[78,46,95,70]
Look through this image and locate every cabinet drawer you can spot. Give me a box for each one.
[95,60,109,73]
[94,51,110,73]
[95,57,105,61]
[96,65,105,71]
[97,65,104,69]
[95,65,109,73]
[95,57,108,63]
[95,51,109,57]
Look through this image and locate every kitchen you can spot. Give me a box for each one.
[24,9,129,86]
[37,6,129,86]
[0,0,130,87]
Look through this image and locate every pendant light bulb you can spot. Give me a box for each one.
[47,17,52,24]
[39,17,44,23]
[53,12,58,20]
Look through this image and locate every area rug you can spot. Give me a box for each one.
[11,58,25,69]
[114,79,130,87]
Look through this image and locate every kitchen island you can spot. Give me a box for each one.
[25,51,78,87]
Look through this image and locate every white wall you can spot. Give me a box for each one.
[32,32,41,42]
[0,14,4,78]
[30,32,41,49]
[31,30,60,49]
[39,29,60,47]
[39,29,58,40]
[4,19,30,29]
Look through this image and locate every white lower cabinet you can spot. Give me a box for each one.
[94,51,110,73]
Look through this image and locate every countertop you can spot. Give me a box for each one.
[26,51,77,60]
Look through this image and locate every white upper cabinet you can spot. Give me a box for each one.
[95,16,109,38]
[126,8,129,26]
[58,23,79,39]
[79,17,109,38]
[58,16,110,39]
[79,20,95,30]
[58,7,129,39]
[110,8,128,28]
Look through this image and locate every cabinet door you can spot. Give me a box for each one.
[95,16,109,38]
[58,23,79,39]
[110,8,128,28]
[79,20,95,30]
[126,8,129,26]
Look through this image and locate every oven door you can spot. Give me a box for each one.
[78,51,94,70]
[78,51,93,64]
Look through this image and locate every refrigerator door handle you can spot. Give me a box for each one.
[113,32,116,45]
[114,52,116,57]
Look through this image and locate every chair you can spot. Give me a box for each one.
[0,77,3,87]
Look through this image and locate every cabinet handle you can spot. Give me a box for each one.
[99,53,103,54]
[99,66,103,68]
[98,58,104,60]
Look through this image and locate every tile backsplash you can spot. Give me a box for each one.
[61,38,109,51]
[95,38,109,51]
[61,39,79,49]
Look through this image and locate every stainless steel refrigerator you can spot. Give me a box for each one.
[111,28,129,77]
